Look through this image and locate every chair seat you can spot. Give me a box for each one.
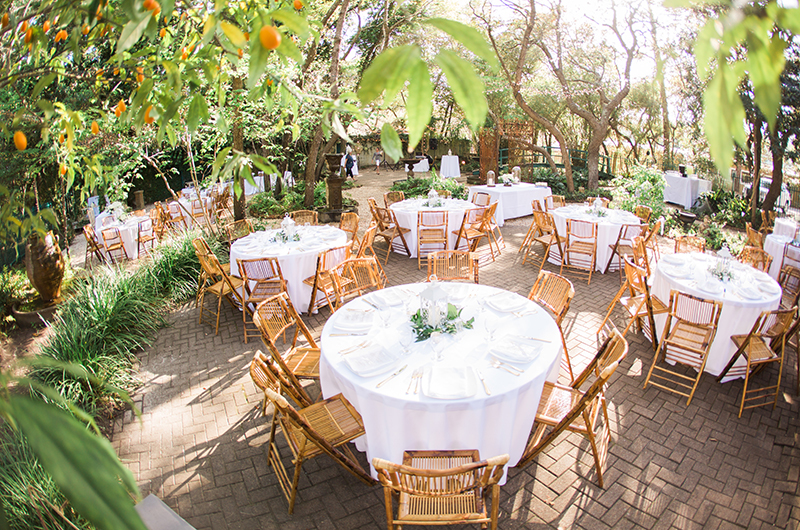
[398,493,482,523]
[566,241,595,254]
[731,335,779,363]
[620,293,668,318]
[378,226,410,239]
[534,233,566,246]
[249,281,285,300]
[663,320,715,367]
[285,393,365,459]
[536,382,599,433]
[284,347,321,378]
[206,279,233,298]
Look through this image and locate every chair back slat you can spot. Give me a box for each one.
[528,271,574,324]
[472,192,491,207]
[738,245,773,272]
[384,191,405,207]
[635,205,652,223]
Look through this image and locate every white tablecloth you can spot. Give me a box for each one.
[549,206,641,272]
[764,233,793,279]
[663,172,712,209]
[389,199,475,258]
[773,218,797,239]
[244,175,265,195]
[440,155,460,179]
[97,215,149,260]
[320,282,562,482]
[229,225,347,312]
[651,253,782,380]
[468,184,552,227]
[177,197,212,228]
[405,159,429,173]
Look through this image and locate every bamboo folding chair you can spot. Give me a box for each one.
[779,265,800,310]
[253,293,320,385]
[519,200,546,255]
[746,222,764,248]
[331,257,385,307]
[716,308,795,417]
[523,211,567,275]
[761,210,777,234]
[250,349,314,412]
[417,210,449,269]
[434,188,452,198]
[631,235,651,275]
[101,227,128,264]
[339,212,360,249]
[383,190,405,208]
[604,223,646,281]
[452,206,487,254]
[263,386,375,514]
[225,219,253,245]
[373,451,509,530]
[643,290,723,406]
[780,241,800,272]
[635,205,652,224]
[528,270,576,379]
[674,235,706,254]
[587,197,611,208]
[190,198,206,224]
[544,195,565,211]
[483,202,505,255]
[151,204,167,239]
[427,250,479,283]
[137,218,157,258]
[166,201,188,231]
[355,223,387,285]
[471,191,492,207]
[642,218,663,263]
[516,330,629,488]
[83,225,106,268]
[738,245,773,273]
[303,245,352,313]
[597,257,668,352]
[239,257,288,343]
[290,209,318,225]
[370,202,412,264]
[192,240,242,335]
[560,218,598,285]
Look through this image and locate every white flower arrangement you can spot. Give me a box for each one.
[499,174,519,185]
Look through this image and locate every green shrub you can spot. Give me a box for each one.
[248,180,356,217]
[389,176,468,200]
[0,266,30,318]
[695,189,750,229]
[0,427,91,529]
[612,166,667,221]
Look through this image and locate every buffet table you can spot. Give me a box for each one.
[468,183,552,227]
[663,172,712,209]
[229,225,348,312]
[389,198,475,258]
[319,282,562,482]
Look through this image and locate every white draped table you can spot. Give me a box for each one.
[440,155,460,178]
[95,214,150,260]
[763,233,795,279]
[389,198,475,258]
[229,225,347,312]
[663,172,712,209]
[320,282,562,482]
[549,206,641,272]
[651,253,782,380]
[468,183,552,227]
[773,218,798,239]
[405,158,429,173]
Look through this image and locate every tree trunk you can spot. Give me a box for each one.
[586,126,606,190]
[648,0,670,168]
[304,126,324,207]
[232,75,246,221]
[749,118,763,225]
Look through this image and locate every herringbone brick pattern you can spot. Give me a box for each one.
[108,175,800,529]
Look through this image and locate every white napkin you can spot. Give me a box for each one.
[492,338,540,364]
[335,311,374,332]
[344,344,399,377]
[737,285,762,300]
[485,292,528,312]
[371,290,404,306]
[758,281,781,295]
[697,278,723,294]
[423,365,476,399]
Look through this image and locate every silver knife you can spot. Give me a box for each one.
[329,332,369,337]
[363,298,380,310]
[376,364,408,388]
[476,369,491,395]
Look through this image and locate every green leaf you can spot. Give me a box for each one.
[276,33,302,63]
[32,73,56,99]
[358,45,420,105]
[426,18,499,70]
[187,93,209,134]
[10,396,146,530]
[694,20,721,81]
[271,9,309,40]
[435,49,488,130]
[248,23,269,89]
[204,13,216,36]
[747,32,786,132]
[406,59,433,152]
[220,21,247,47]
[117,12,151,53]
[381,123,402,162]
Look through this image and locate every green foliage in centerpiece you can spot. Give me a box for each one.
[584,207,608,217]
[270,230,301,243]
[410,303,474,342]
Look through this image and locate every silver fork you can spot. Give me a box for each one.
[490,356,523,376]
[406,368,422,394]
[340,341,367,355]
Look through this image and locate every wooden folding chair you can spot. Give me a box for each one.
[544,195,565,211]
[225,219,253,245]
[239,257,288,343]
[417,210,449,269]
[631,235,651,275]
[780,241,800,272]
[598,257,668,352]
[373,451,509,530]
[779,265,800,310]
[383,190,405,208]
[355,222,387,285]
[528,270,575,379]
[519,200,546,255]
[523,211,567,274]
[370,203,412,264]
[290,209,318,225]
[190,198,206,224]
[331,257,385,307]
[263,386,375,514]
[434,188,452,198]
[137,218,157,258]
[166,201,188,231]
[674,235,706,254]
[604,223,646,280]
[516,330,629,488]
[635,205,652,224]
[471,191,492,207]
[746,222,764,248]
[427,250,479,283]
[150,204,167,239]
[83,225,106,268]
[483,202,505,255]
[452,207,487,254]
[101,227,128,264]
[192,240,242,335]
[339,212,360,249]
[304,245,351,313]
[716,308,795,417]
[643,290,723,405]
[560,218,598,285]
[587,197,611,208]
[761,210,776,234]
[642,218,662,263]
[250,350,314,413]
[738,245,773,273]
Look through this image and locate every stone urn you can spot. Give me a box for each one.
[25,231,65,304]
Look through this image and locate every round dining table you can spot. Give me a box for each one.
[319,282,562,482]
[389,198,476,258]
[548,205,642,272]
[96,214,150,260]
[763,233,793,279]
[651,252,782,381]
[468,183,552,226]
[229,225,348,312]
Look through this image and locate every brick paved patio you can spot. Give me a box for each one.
[107,178,800,529]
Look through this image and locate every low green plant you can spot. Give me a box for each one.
[695,189,750,229]
[389,175,468,200]
[0,266,31,319]
[612,166,667,221]
[248,180,356,217]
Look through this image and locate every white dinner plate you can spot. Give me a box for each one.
[344,344,400,377]
[370,290,404,307]
[492,337,541,364]
[758,281,782,295]
[737,285,762,300]
[661,254,685,266]
[421,365,478,400]
[692,253,712,262]
[485,292,528,313]
[335,310,374,332]
[696,280,723,295]
[661,265,693,279]
[753,271,773,282]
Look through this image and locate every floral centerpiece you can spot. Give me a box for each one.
[107,201,129,221]
[708,259,734,282]
[499,174,519,185]
[272,215,301,243]
[410,303,474,341]
[425,188,442,208]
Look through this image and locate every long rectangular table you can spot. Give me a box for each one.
[468,183,552,227]
[663,172,712,209]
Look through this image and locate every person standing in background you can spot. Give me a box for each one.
[373,148,383,174]
[345,149,355,180]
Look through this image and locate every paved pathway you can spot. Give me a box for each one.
[108,173,800,529]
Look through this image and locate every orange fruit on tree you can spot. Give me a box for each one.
[82,25,89,35]
[293,0,303,10]
[58,133,64,143]
[237,48,243,58]
[24,28,32,43]
[59,164,67,176]
[244,32,249,40]
[144,105,155,124]
[137,73,144,82]
[159,28,166,38]
[266,79,273,86]
[43,20,50,32]
[13,131,26,150]
[20,20,27,33]
[2,14,8,27]
[91,121,99,134]
[259,25,280,50]
[143,0,155,9]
